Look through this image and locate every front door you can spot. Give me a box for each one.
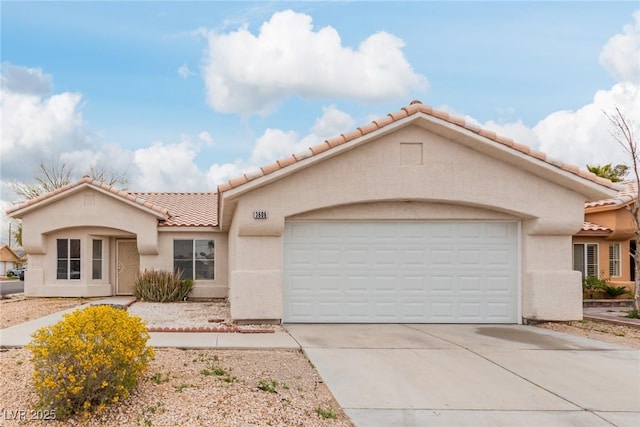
[117,240,140,295]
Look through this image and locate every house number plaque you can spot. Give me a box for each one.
[253,210,268,219]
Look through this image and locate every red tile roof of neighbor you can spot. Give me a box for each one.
[217,100,617,193]
[584,179,637,210]
[581,221,612,233]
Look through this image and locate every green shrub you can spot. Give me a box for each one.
[257,379,278,393]
[27,305,154,420]
[625,309,640,319]
[582,276,631,299]
[601,284,631,298]
[133,269,193,302]
[314,406,337,419]
[583,276,608,291]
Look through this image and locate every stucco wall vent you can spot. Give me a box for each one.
[400,142,423,166]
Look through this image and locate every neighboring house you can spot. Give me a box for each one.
[0,244,22,276]
[7,100,618,323]
[573,180,637,292]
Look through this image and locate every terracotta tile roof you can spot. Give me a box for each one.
[129,192,217,227]
[217,100,617,193]
[584,180,637,210]
[6,177,218,228]
[581,221,612,232]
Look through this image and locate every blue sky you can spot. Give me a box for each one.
[1,1,640,243]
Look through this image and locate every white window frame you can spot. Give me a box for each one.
[92,239,103,280]
[57,238,81,280]
[609,243,621,277]
[573,243,599,278]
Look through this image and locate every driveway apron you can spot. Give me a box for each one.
[285,324,640,427]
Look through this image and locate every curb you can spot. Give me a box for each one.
[583,315,640,329]
[147,326,275,334]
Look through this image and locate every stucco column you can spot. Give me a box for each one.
[229,235,283,321]
[521,220,583,321]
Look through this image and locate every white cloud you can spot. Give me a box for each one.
[1,62,52,95]
[133,138,207,192]
[309,105,355,138]
[481,81,639,169]
[204,160,250,189]
[178,64,194,79]
[202,9,427,114]
[600,11,640,84]
[479,12,640,171]
[204,105,356,186]
[198,131,215,146]
[0,63,85,182]
[250,128,300,165]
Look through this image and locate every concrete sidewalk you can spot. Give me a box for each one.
[583,306,640,328]
[0,297,300,349]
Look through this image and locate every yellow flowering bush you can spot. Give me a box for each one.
[27,305,154,420]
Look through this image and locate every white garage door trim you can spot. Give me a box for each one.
[283,221,520,324]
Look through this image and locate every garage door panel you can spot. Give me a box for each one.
[284,221,518,323]
[458,223,482,239]
[487,276,514,293]
[459,302,483,319]
[459,276,484,293]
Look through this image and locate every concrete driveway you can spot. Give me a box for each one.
[285,324,640,427]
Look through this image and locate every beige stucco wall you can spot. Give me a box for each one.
[586,208,636,240]
[156,230,228,298]
[224,123,599,322]
[16,187,227,298]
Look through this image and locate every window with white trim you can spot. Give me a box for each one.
[609,243,621,277]
[173,239,214,280]
[92,239,103,280]
[57,239,81,280]
[573,243,598,278]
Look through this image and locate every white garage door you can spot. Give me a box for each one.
[283,221,519,323]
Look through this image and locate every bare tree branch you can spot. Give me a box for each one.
[10,159,129,202]
[86,165,129,189]
[607,106,640,313]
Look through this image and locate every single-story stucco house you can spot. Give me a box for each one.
[7,100,620,324]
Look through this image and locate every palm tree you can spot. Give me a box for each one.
[586,163,629,182]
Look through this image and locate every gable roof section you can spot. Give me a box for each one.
[6,177,170,219]
[0,244,22,263]
[217,100,618,195]
[6,177,218,228]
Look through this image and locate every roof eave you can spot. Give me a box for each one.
[6,182,169,220]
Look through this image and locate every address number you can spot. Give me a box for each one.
[253,210,268,219]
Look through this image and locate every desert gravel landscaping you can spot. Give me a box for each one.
[0,347,351,426]
[535,319,640,349]
[0,297,351,426]
[0,296,98,329]
[1,297,639,426]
